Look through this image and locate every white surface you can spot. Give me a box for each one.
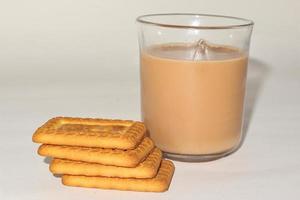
[0,0,300,199]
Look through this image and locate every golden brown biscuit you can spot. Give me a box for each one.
[50,148,162,178]
[62,160,175,192]
[38,137,154,167]
[32,117,145,150]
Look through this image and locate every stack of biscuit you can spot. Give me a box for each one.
[32,117,174,192]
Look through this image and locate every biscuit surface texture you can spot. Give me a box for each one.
[62,160,175,192]
[32,117,145,149]
[50,148,162,178]
[38,137,154,167]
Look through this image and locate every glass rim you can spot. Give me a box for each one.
[136,13,254,29]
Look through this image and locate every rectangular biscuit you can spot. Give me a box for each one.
[38,137,154,167]
[50,148,162,178]
[32,117,145,150]
[62,160,175,192]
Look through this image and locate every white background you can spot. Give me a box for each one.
[0,0,300,199]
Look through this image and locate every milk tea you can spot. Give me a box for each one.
[140,43,248,155]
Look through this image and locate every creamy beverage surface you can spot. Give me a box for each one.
[141,43,248,155]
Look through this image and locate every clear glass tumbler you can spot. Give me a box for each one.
[137,13,254,161]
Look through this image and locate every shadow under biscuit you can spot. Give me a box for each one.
[43,157,62,178]
[43,157,52,164]
[53,174,62,178]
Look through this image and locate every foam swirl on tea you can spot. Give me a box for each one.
[147,41,244,61]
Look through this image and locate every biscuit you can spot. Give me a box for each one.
[62,160,175,192]
[38,137,154,167]
[32,117,145,150]
[50,148,162,178]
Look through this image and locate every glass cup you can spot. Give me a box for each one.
[137,13,254,162]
